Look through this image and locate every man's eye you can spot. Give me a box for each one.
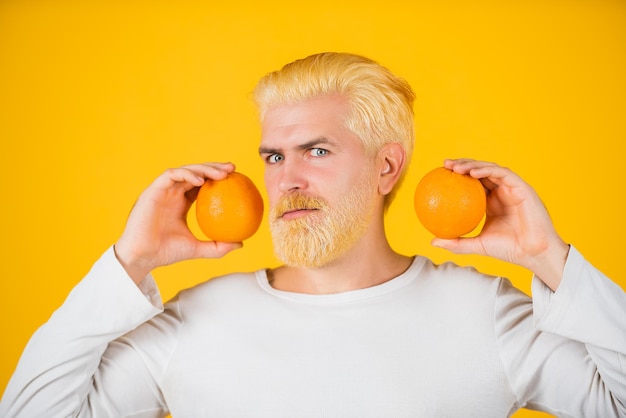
[310,148,328,157]
[267,154,284,164]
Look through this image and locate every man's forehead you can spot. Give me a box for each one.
[257,96,365,154]
[261,96,349,129]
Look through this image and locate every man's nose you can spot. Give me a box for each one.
[277,159,308,193]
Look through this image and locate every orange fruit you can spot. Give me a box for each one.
[195,172,264,242]
[414,167,486,239]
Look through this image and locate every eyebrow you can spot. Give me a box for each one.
[258,137,337,155]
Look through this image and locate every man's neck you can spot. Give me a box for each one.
[267,238,413,295]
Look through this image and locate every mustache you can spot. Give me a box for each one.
[272,193,327,219]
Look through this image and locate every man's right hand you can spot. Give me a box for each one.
[114,162,243,285]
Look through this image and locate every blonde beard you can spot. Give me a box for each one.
[269,176,376,269]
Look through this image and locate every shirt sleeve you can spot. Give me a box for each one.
[496,245,626,417]
[0,246,167,418]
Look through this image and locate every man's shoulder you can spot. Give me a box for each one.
[415,256,514,297]
[417,256,496,281]
[163,269,267,314]
[182,269,264,297]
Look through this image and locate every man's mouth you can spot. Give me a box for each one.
[280,207,320,220]
[273,193,326,221]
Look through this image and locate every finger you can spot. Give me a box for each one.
[445,160,522,190]
[443,158,476,169]
[443,159,499,191]
[466,165,528,192]
[179,162,236,181]
[444,159,498,175]
[479,177,499,192]
[187,162,236,174]
[153,163,236,192]
[148,168,206,195]
[431,236,486,256]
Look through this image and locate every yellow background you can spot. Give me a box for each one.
[1,1,624,416]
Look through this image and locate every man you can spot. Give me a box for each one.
[1,52,625,417]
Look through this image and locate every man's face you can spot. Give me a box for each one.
[259,95,380,268]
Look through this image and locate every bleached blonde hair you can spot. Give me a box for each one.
[254,52,415,205]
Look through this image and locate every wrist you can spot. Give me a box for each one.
[113,243,154,286]
[528,240,570,292]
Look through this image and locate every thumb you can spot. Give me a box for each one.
[431,237,485,256]
[193,241,244,259]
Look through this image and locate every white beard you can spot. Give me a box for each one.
[269,174,376,268]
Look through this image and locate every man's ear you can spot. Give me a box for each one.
[377,142,406,195]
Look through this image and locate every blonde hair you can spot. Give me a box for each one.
[254,52,415,204]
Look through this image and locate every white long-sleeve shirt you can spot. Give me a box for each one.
[1,245,625,417]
